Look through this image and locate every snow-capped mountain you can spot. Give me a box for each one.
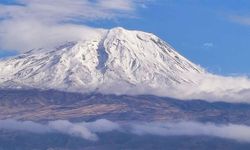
[0,27,204,93]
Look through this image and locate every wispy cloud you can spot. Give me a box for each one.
[0,0,148,51]
[203,42,214,48]
[97,0,135,11]
[228,15,250,26]
[1,119,250,143]
[0,119,52,133]
[0,0,138,22]
[131,121,250,143]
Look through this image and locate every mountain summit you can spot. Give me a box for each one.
[0,27,204,93]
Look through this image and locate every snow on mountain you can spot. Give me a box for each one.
[0,27,205,93]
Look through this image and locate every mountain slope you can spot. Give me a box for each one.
[1,89,250,124]
[0,27,204,93]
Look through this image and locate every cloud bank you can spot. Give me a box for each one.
[1,119,250,143]
[0,119,120,141]
[131,121,250,143]
[99,73,250,103]
[173,74,250,103]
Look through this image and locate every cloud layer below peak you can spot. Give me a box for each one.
[1,119,250,143]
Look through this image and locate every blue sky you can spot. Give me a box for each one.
[0,0,250,75]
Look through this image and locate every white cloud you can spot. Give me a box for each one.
[1,119,250,143]
[0,0,137,22]
[0,20,105,51]
[0,119,120,141]
[97,0,135,11]
[99,73,250,103]
[164,73,250,103]
[82,119,121,133]
[49,119,120,141]
[48,120,99,141]
[0,0,148,51]
[203,42,214,48]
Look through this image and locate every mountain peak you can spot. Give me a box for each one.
[109,26,126,31]
[0,27,204,93]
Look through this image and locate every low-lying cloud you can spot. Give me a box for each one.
[0,119,52,133]
[131,121,250,143]
[0,119,120,141]
[1,119,250,143]
[99,73,250,103]
[172,74,250,103]
[49,119,120,141]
